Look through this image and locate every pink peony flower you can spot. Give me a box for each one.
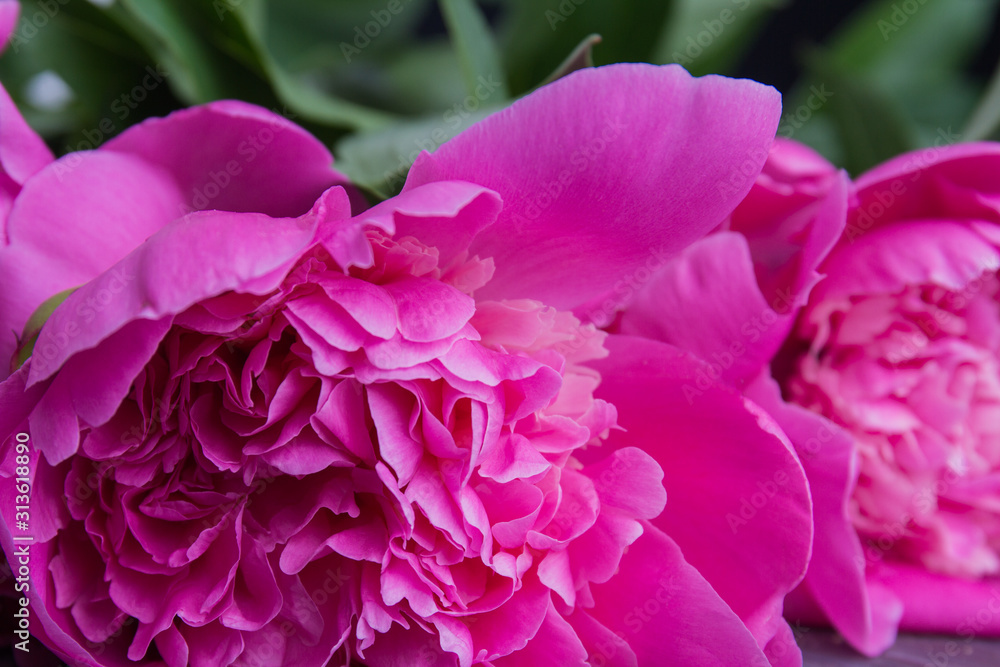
[0,61,813,666]
[773,142,1000,654]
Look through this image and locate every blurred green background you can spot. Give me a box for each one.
[2,0,999,201]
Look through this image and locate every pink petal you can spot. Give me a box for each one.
[565,609,638,667]
[592,336,812,653]
[0,2,19,52]
[492,601,588,666]
[732,155,848,310]
[103,100,348,219]
[360,180,502,266]
[853,142,1000,227]
[28,317,171,463]
[870,560,1000,636]
[27,189,344,384]
[747,372,902,656]
[404,64,780,313]
[0,82,53,186]
[815,220,1000,302]
[0,151,182,374]
[621,232,788,387]
[588,524,775,666]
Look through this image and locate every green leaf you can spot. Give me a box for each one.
[787,0,998,171]
[211,0,400,130]
[802,58,912,175]
[439,0,509,99]
[0,0,170,145]
[108,0,227,103]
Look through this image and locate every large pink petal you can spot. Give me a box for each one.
[620,232,787,387]
[403,64,780,313]
[746,372,902,656]
[27,187,352,384]
[0,151,182,375]
[591,336,812,656]
[588,524,774,666]
[103,100,347,219]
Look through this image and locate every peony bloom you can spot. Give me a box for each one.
[774,142,1000,653]
[0,60,813,666]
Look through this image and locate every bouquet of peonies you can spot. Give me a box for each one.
[1,0,999,665]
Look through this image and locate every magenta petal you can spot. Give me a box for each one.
[746,372,901,656]
[731,143,847,308]
[0,151,182,373]
[852,142,1000,230]
[404,64,780,311]
[815,220,1000,302]
[383,277,475,342]
[103,100,346,218]
[591,336,812,652]
[28,206,321,384]
[466,573,550,662]
[565,609,638,667]
[621,232,787,386]
[492,601,588,666]
[869,560,1000,636]
[360,180,502,266]
[589,525,774,666]
[0,82,53,187]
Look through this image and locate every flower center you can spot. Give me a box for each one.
[49,230,640,664]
